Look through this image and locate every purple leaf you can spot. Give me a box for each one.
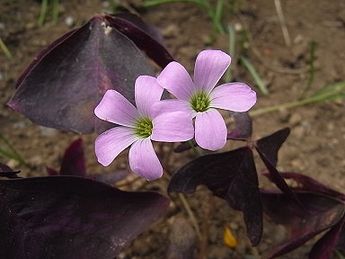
[0,163,20,178]
[8,15,154,133]
[227,112,253,140]
[280,172,345,202]
[0,176,169,258]
[256,127,290,167]
[309,216,345,259]
[93,169,129,185]
[105,14,174,68]
[259,154,300,203]
[255,128,297,201]
[262,190,344,258]
[46,167,58,176]
[59,138,86,176]
[168,147,262,245]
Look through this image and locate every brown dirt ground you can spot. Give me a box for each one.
[0,0,344,258]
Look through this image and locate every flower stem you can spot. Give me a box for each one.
[178,193,202,240]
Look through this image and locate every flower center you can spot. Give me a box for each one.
[190,91,211,112]
[134,117,153,138]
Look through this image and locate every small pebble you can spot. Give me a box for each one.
[65,16,75,27]
[39,126,58,137]
[161,24,179,38]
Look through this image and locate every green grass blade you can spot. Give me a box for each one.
[38,0,49,26]
[300,41,317,98]
[0,134,27,166]
[240,56,269,95]
[213,0,225,33]
[250,81,345,117]
[225,24,236,81]
[0,38,13,59]
[52,0,60,24]
[143,0,200,7]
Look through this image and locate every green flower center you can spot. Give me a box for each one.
[134,117,153,138]
[190,91,211,112]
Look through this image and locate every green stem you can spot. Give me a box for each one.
[250,91,344,117]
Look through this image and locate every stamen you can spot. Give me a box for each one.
[190,91,211,112]
[134,117,153,138]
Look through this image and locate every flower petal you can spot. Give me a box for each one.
[195,109,227,151]
[135,75,164,117]
[151,99,195,118]
[95,90,139,127]
[129,138,163,181]
[95,126,137,166]
[151,111,194,142]
[210,82,257,112]
[157,61,195,100]
[194,50,231,93]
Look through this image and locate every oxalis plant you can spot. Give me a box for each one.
[2,12,344,259]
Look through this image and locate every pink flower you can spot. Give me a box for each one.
[155,50,257,151]
[94,75,194,181]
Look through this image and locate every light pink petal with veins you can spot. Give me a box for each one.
[151,111,194,142]
[157,61,196,100]
[210,82,257,112]
[95,90,139,127]
[151,99,195,118]
[95,126,137,166]
[194,50,231,93]
[135,75,164,117]
[129,138,163,181]
[195,109,227,151]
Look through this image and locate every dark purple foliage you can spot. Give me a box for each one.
[169,128,298,246]
[255,128,299,202]
[255,127,290,167]
[48,138,129,184]
[262,172,345,259]
[105,14,174,68]
[59,138,86,176]
[8,14,172,133]
[309,216,345,259]
[168,147,262,246]
[0,163,20,178]
[0,176,169,258]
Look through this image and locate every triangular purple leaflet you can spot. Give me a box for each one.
[168,147,262,245]
[8,14,160,133]
[0,176,169,258]
[262,190,344,258]
[309,216,345,259]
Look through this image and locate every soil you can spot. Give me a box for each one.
[1,0,345,258]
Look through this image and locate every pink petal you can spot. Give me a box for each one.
[193,50,231,93]
[210,82,257,112]
[95,90,139,127]
[157,61,195,100]
[151,99,195,118]
[129,138,163,181]
[135,75,164,117]
[195,109,227,151]
[95,126,137,166]
[151,111,194,142]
